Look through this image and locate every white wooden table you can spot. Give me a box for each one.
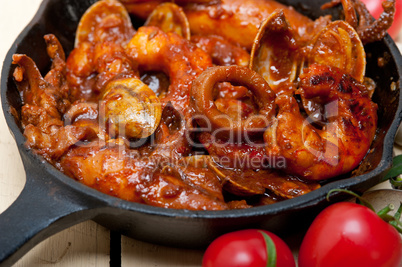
[0,1,401,266]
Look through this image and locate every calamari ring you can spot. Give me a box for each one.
[190,65,276,139]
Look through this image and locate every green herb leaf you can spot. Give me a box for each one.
[383,154,402,181]
[384,165,402,180]
[392,154,402,167]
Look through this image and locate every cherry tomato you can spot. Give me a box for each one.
[202,229,295,267]
[298,202,402,267]
[360,0,402,39]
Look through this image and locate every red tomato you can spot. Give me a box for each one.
[203,229,295,267]
[360,0,402,39]
[298,202,402,267]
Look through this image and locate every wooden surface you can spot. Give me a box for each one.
[0,1,401,266]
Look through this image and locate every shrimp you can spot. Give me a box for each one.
[59,141,228,210]
[122,0,328,50]
[188,0,396,47]
[191,35,250,67]
[185,0,318,49]
[123,0,396,51]
[125,26,213,115]
[120,0,219,20]
[264,64,378,181]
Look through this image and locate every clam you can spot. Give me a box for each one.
[208,157,320,198]
[162,155,226,201]
[145,2,191,40]
[75,0,135,47]
[258,171,321,199]
[250,10,300,92]
[304,20,366,82]
[299,20,367,123]
[101,77,162,139]
[176,155,265,197]
[209,163,266,196]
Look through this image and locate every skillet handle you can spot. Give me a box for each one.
[0,171,99,267]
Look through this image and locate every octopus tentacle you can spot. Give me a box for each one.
[13,38,97,162]
[354,0,396,44]
[323,0,396,44]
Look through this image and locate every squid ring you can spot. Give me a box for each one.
[190,65,276,139]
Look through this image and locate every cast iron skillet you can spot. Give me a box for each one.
[0,0,401,265]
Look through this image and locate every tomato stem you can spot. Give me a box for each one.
[390,176,402,189]
[377,203,402,234]
[390,203,402,233]
[377,204,394,218]
[394,202,402,221]
[258,231,277,267]
[326,189,375,211]
[389,221,402,233]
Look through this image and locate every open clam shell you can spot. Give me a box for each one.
[178,155,265,197]
[145,2,191,40]
[192,154,320,198]
[75,0,135,47]
[304,20,366,82]
[209,160,320,198]
[299,20,367,121]
[161,155,226,202]
[250,10,300,92]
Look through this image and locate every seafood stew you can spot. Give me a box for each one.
[9,0,398,210]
